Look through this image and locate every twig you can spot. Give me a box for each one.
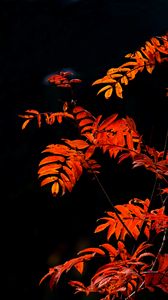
[92,172,136,241]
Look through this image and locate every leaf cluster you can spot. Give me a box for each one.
[18,33,168,300]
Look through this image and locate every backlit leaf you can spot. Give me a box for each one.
[105,88,113,99]
[98,114,118,131]
[40,176,58,187]
[97,85,112,95]
[63,139,89,150]
[78,247,105,256]
[115,82,123,98]
[51,181,59,196]
[25,109,39,114]
[22,119,31,130]
[39,155,65,166]
[74,262,84,274]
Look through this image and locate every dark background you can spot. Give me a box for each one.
[2,0,167,300]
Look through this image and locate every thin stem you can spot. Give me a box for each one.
[163,194,168,205]
[130,175,158,256]
[125,281,145,300]
[131,127,168,253]
[150,229,167,271]
[93,172,136,241]
[126,129,168,299]
[126,228,167,299]
[162,129,168,160]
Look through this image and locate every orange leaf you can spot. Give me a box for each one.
[62,166,76,184]
[107,67,119,75]
[74,262,84,274]
[98,114,118,131]
[110,73,123,79]
[75,111,93,120]
[79,119,93,127]
[40,176,58,187]
[115,82,123,98]
[39,155,65,166]
[38,169,60,177]
[107,223,116,240]
[85,145,96,159]
[121,75,128,85]
[73,106,85,113]
[97,85,113,95]
[120,62,138,68]
[18,114,34,119]
[38,163,62,174]
[37,114,41,128]
[22,119,31,130]
[66,160,83,180]
[92,77,116,85]
[126,132,134,150]
[146,63,155,74]
[51,181,59,196]
[94,222,110,233]
[100,243,118,259]
[63,101,68,112]
[105,87,113,99]
[63,139,89,150]
[57,115,62,123]
[78,247,105,256]
[115,222,123,240]
[60,173,73,192]
[81,126,94,134]
[115,205,130,215]
[25,109,39,114]
[58,178,66,195]
[90,116,102,136]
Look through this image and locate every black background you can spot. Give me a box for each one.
[2,1,168,300]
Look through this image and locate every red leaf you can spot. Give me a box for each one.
[79,118,93,127]
[63,139,89,150]
[73,106,85,113]
[94,222,110,233]
[98,114,118,131]
[145,270,168,293]
[75,111,93,120]
[161,187,168,194]
[70,79,82,83]
[73,262,84,274]
[118,152,131,163]
[126,132,134,150]
[78,247,106,256]
[100,243,118,259]
[85,145,96,159]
